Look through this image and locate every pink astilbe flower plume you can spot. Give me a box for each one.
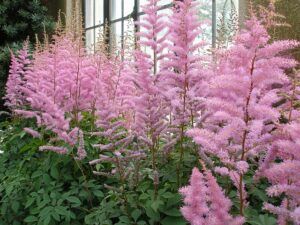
[135,0,168,77]
[257,92,300,224]
[90,103,146,181]
[118,0,171,195]
[187,15,299,215]
[4,31,93,159]
[162,0,208,128]
[180,165,244,225]
[156,0,210,186]
[23,127,41,139]
[257,69,300,224]
[4,42,31,109]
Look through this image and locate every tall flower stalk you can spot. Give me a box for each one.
[161,0,208,186]
[132,0,169,197]
[187,16,298,215]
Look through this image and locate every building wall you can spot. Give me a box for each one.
[255,0,300,61]
[239,0,248,26]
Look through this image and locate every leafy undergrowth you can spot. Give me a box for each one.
[0,118,278,225]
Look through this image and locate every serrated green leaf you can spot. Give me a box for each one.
[11,201,20,213]
[131,209,142,221]
[54,206,69,216]
[50,166,59,179]
[161,216,187,225]
[161,192,174,199]
[93,190,104,198]
[43,215,51,225]
[151,199,164,212]
[163,208,181,217]
[24,216,38,223]
[25,198,35,208]
[66,196,81,205]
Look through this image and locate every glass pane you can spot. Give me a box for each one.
[111,0,122,20]
[198,0,213,43]
[139,0,172,12]
[95,26,106,52]
[85,0,94,28]
[124,0,135,17]
[124,19,135,59]
[139,0,147,12]
[158,7,172,17]
[124,19,135,36]
[86,29,95,52]
[158,0,172,6]
[111,22,122,50]
[95,27,101,44]
[216,0,239,47]
[95,0,104,25]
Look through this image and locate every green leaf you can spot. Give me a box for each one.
[43,215,51,225]
[51,211,60,221]
[161,216,187,225]
[248,214,277,225]
[54,206,69,216]
[131,209,142,221]
[166,194,181,208]
[151,199,164,212]
[139,193,149,200]
[12,201,20,213]
[163,208,181,217]
[42,174,51,185]
[25,198,35,208]
[161,192,174,199]
[93,190,104,198]
[145,207,160,221]
[40,206,53,218]
[50,166,59,180]
[250,188,268,202]
[119,216,130,223]
[24,216,38,223]
[66,196,81,206]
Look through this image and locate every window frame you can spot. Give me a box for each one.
[83,0,237,51]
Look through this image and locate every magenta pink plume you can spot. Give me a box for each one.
[4,42,31,109]
[187,15,299,215]
[39,145,68,155]
[180,167,244,225]
[23,127,41,138]
[161,0,208,129]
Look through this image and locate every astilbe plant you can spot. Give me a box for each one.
[3,1,300,224]
[163,0,207,127]
[180,164,244,225]
[187,15,299,216]
[124,0,170,197]
[257,70,300,224]
[160,0,209,185]
[4,42,31,110]
[88,24,142,177]
[5,29,96,159]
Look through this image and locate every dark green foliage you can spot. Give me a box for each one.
[0,118,192,225]
[0,0,53,44]
[0,118,278,225]
[0,0,54,112]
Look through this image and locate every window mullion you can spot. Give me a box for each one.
[121,0,124,50]
[212,0,217,48]
[93,0,96,52]
[104,0,110,48]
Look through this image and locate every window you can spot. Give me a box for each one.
[84,0,240,51]
[84,0,104,52]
